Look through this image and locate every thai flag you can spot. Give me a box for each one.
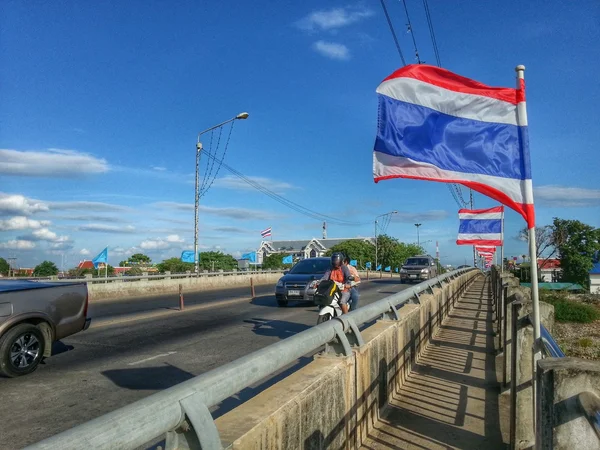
[457,206,504,246]
[373,64,534,227]
[260,227,272,238]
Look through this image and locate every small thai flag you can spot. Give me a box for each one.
[260,227,272,238]
[457,206,504,246]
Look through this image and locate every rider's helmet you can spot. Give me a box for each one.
[331,252,344,268]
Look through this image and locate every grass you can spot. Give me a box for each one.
[578,338,594,348]
[541,291,600,323]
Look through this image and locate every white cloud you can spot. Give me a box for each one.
[296,6,374,32]
[140,235,185,250]
[0,193,49,216]
[152,166,167,171]
[32,228,59,241]
[534,185,600,207]
[312,41,350,61]
[76,224,137,233]
[0,239,36,250]
[0,216,51,231]
[214,175,297,193]
[80,248,91,256]
[392,210,450,223]
[153,202,281,220]
[112,247,139,257]
[165,234,185,243]
[0,148,109,177]
[49,200,130,212]
[213,226,251,234]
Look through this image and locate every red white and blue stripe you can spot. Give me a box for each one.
[457,206,504,246]
[373,64,534,227]
[260,227,272,238]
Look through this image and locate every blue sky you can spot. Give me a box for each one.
[1,0,599,269]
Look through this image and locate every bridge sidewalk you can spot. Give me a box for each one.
[361,277,507,450]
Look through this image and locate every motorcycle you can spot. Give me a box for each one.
[314,276,356,324]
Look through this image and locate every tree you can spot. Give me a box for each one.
[518,225,558,268]
[71,265,115,277]
[33,261,59,277]
[325,240,375,268]
[198,251,237,271]
[551,218,600,287]
[0,257,9,276]
[156,257,194,273]
[128,253,152,266]
[261,253,293,270]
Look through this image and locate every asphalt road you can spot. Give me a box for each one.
[0,278,409,449]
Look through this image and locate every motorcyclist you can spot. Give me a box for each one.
[320,252,352,314]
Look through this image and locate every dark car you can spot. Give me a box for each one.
[399,255,438,283]
[275,257,331,307]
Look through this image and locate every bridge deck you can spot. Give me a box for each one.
[362,277,507,449]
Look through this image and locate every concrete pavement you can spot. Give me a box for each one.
[0,278,409,450]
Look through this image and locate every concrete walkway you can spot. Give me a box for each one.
[362,277,507,450]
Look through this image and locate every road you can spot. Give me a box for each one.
[0,278,409,449]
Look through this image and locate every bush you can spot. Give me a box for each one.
[578,338,594,348]
[541,292,600,323]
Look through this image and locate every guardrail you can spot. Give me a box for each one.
[9,269,286,284]
[25,267,478,450]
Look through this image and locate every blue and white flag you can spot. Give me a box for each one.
[457,206,504,246]
[92,247,108,269]
[241,251,257,263]
[376,264,382,271]
[282,255,293,264]
[384,266,391,272]
[365,262,372,269]
[350,259,357,267]
[181,250,195,263]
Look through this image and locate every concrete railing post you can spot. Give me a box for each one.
[537,357,600,450]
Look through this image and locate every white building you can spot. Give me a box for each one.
[590,263,600,294]
[256,237,374,265]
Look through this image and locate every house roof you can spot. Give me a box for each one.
[78,260,95,269]
[261,237,374,253]
[590,263,600,275]
[538,258,561,269]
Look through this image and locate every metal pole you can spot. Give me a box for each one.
[375,219,378,272]
[470,189,476,266]
[516,64,540,341]
[194,143,201,277]
[501,209,505,273]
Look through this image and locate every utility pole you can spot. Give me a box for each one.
[414,223,422,247]
[7,257,16,277]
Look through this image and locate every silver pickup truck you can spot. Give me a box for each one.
[0,280,91,378]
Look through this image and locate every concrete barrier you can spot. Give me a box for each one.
[214,270,480,448]
[87,272,283,302]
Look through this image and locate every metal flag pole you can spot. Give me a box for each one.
[105,247,108,278]
[194,143,201,277]
[501,208,505,273]
[516,65,540,340]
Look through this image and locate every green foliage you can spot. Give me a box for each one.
[325,236,423,270]
[261,253,292,270]
[541,291,600,323]
[0,257,9,276]
[198,251,237,271]
[156,257,194,273]
[33,260,59,277]
[552,218,600,287]
[121,253,152,267]
[578,337,594,348]
[325,240,375,268]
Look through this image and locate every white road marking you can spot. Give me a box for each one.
[128,351,177,366]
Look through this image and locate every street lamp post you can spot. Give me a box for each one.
[414,223,422,247]
[194,112,249,275]
[375,210,398,271]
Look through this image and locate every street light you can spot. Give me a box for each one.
[194,112,249,275]
[375,210,398,271]
[414,223,422,246]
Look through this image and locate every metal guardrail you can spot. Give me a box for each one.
[7,269,286,284]
[539,323,566,358]
[25,267,478,450]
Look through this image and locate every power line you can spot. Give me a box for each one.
[379,0,406,66]
[199,121,235,198]
[202,149,367,226]
[422,0,441,66]
[401,0,422,63]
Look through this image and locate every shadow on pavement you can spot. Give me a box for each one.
[244,318,312,339]
[250,294,313,308]
[101,363,196,390]
[51,341,74,356]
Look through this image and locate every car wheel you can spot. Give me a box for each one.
[277,299,288,307]
[317,313,332,325]
[0,323,46,378]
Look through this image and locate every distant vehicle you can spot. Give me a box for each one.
[275,257,331,307]
[399,255,438,283]
[0,280,91,377]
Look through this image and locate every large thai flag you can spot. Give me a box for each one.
[457,206,504,246]
[373,64,534,227]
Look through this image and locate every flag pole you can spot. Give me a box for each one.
[516,64,540,340]
[500,209,505,273]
